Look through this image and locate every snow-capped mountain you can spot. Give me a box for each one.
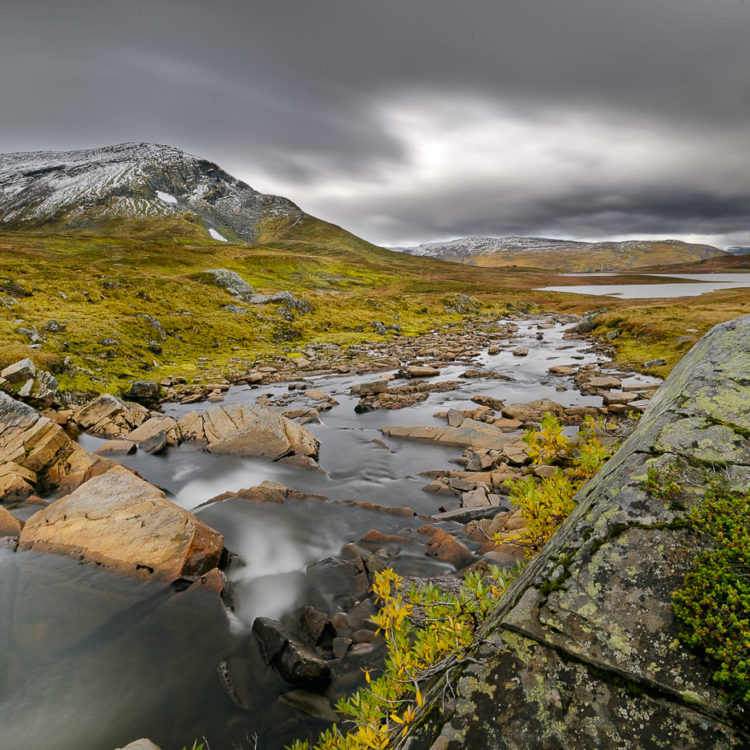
[0,142,302,241]
[392,235,725,271]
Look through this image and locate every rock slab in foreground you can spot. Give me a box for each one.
[19,465,224,581]
[177,403,319,462]
[409,315,750,749]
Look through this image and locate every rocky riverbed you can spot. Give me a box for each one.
[0,314,661,749]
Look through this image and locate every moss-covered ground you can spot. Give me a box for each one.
[0,213,748,395]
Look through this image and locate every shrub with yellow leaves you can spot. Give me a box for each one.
[287,566,516,750]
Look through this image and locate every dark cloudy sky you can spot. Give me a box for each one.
[2,0,749,247]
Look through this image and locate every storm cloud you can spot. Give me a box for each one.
[1,0,749,246]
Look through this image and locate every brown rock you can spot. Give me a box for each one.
[94,440,137,456]
[502,399,565,423]
[177,403,319,462]
[419,525,476,569]
[72,394,149,438]
[19,465,224,581]
[125,416,180,446]
[0,506,22,538]
[406,365,440,377]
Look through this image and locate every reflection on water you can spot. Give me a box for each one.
[537,272,750,298]
[2,319,638,748]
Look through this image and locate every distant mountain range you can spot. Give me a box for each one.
[0,142,303,242]
[392,235,727,272]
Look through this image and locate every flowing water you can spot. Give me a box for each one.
[0,320,660,749]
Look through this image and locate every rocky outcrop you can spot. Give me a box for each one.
[406,315,750,749]
[72,393,149,438]
[198,268,310,310]
[19,464,224,581]
[177,403,319,464]
[0,391,110,499]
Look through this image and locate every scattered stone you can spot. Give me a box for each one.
[502,399,564,423]
[643,357,667,368]
[43,320,66,333]
[279,690,338,722]
[602,391,637,406]
[548,365,576,376]
[512,347,529,357]
[382,420,517,450]
[405,365,440,378]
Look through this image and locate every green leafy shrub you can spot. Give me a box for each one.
[672,480,750,705]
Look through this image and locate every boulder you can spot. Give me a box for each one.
[381,419,517,450]
[72,394,149,438]
[177,403,319,462]
[1,358,36,384]
[123,380,160,404]
[19,465,224,580]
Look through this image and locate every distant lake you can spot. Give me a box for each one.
[537,273,750,299]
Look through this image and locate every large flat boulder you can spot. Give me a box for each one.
[407,315,750,748]
[177,403,319,462]
[381,419,516,450]
[0,392,110,499]
[19,465,224,581]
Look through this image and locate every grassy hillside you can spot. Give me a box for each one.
[0,215,548,394]
[0,214,747,396]
[469,240,722,272]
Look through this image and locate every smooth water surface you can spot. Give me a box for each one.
[537,272,750,298]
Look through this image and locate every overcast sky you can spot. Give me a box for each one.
[1,0,749,247]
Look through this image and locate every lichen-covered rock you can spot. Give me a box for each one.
[405,315,750,749]
[19,464,224,580]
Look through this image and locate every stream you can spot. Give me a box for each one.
[0,319,660,749]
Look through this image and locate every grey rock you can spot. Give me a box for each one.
[123,380,160,404]
[42,320,65,332]
[140,314,166,342]
[1,358,36,383]
[643,357,668,368]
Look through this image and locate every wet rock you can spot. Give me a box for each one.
[1,358,36,384]
[19,465,224,580]
[419,525,476,569]
[358,379,389,396]
[332,636,352,658]
[585,375,622,389]
[307,556,369,608]
[252,617,331,687]
[177,403,319,463]
[471,395,505,411]
[93,439,137,456]
[512,347,529,356]
[140,430,168,454]
[279,690,338,722]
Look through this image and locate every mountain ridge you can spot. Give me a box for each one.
[392,234,727,271]
[0,142,302,242]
